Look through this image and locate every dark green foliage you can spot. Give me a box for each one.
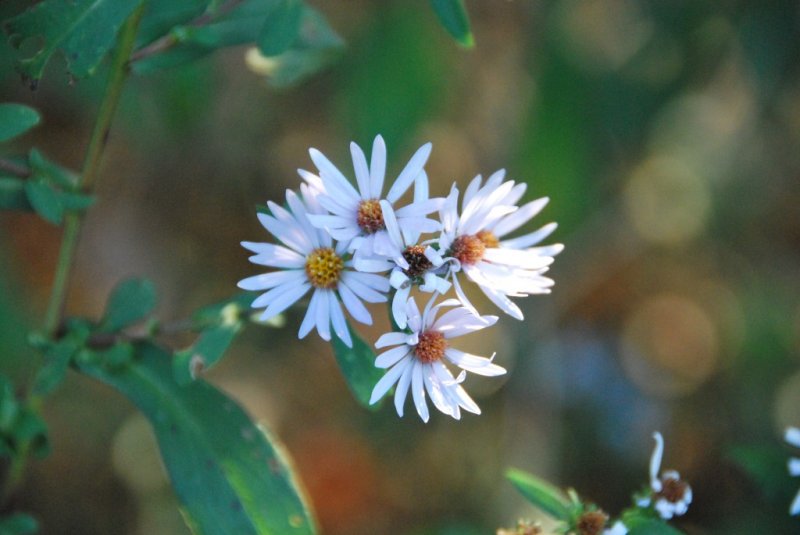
[331,320,384,409]
[0,103,39,142]
[506,468,571,521]
[79,343,317,535]
[429,0,474,47]
[100,278,157,332]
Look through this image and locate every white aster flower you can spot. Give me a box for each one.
[637,432,692,520]
[368,296,506,422]
[354,200,451,329]
[438,170,563,320]
[237,186,390,347]
[300,135,441,258]
[785,427,800,515]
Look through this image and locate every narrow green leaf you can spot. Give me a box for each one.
[101,278,157,332]
[24,178,64,225]
[79,343,317,535]
[29,149,77,188]
[0,103,40,142]
[257,0,304,56]
[4,0,145,82]
[330,320,383,409]
[0,377,19,432]
[32,338,78,397]
[0,177,33,211]
[429,0,474,48]
[0,513,38,535]
[173,322,242,385]
[506,468,571,521]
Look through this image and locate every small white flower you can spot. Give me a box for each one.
[237,186,390,347]
[637,432,692,520]
[353,200,451,329]
[785,427,800,515]
[369,296,506,422]
[300,135,442,258]
[438,171,563,320]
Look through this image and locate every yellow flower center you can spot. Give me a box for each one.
[304,247,344,289]
[356,199,385,234]
[414,330,447,363]
[476,229,499,248]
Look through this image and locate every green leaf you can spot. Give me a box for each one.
[0,177,33,211]
[32,338,78,397]
[173,322,242,385]
[137,0,210,46]
[626,518,683,535]
[24,178,63,224]
[330,320,383,409]
[257,0,304,56]
[13,407,50,458]
[429,0,474,48]
[0,513,38,535]
[0,376,19,432]
[257,7,344,88]
[4,0,145,83]
[0,103,40,142]
[101,278,157,332]
[506,468,571,521]
[29,149,77,188]
[79,343,316,534]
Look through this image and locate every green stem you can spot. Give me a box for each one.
[43,5,145,335]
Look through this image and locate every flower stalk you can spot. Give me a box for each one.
[43,5,146,336]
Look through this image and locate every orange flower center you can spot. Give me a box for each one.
[356,199,384,234]
[450,234,486,265]
[476,230,499,248]
[305,247,343,289]
[576,511,608,535]
[414,330,447,363]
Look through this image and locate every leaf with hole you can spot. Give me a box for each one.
[4,0,145,83]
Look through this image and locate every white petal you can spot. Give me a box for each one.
[482,248,554,270]
[238,270,304,291]
[369,354,410,405]
[345,271,391,293]
[406,297,422,333]
[445,348,507,376]
[492,197,550,237]
[350,141,371,199]
[380,200,405,248]
[376,331,414,348]
[256,213,312,255]
[386,142,433,203]
[393,359,413,417]
[789,458,800,476]
[241,242,306,269]
[786,427,800,448]
[337,282,373,325]
[298,168,325,192]
[411,362,430,422]
[307,214,354,230]
[461,175,482,212]
[340,274,387,303]
[329,294,351,347]
[353,257,393,273]
[423,369,456,418]
[433,307,497,338]
[650,432,665,490]
[315,289,331,341]
[375,345,412,368]
[369,135,387,198]
[451,274,480,318]
[309,148,360,203]
[392,285,411,329]
[394,198,443,218]
[791,491,800,516]
[259,282,311,321]
[500,222,559,249]
[298,290,320,339]
[473,275,524,320]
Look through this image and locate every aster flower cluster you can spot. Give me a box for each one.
[239,135,562,422]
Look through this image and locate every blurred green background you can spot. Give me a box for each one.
[2,0,800,533]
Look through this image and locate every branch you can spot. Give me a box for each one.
[0,157,31,178]
[130,0,246,63]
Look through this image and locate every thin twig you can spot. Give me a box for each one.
[130,0,246,63]
[0,157,31,178]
